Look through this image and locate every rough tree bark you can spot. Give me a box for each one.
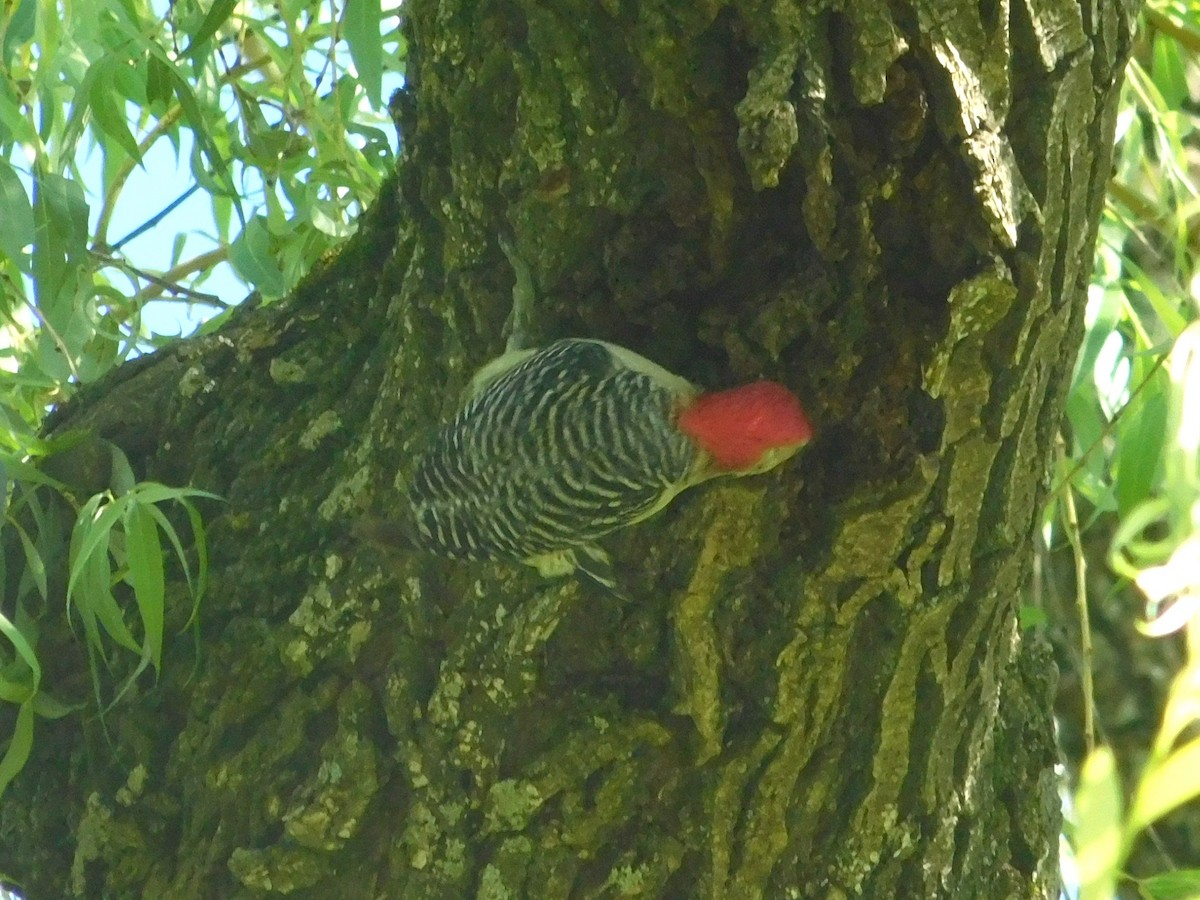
[1,0,1138,896]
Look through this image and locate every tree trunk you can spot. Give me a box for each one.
[1,0,1137,896]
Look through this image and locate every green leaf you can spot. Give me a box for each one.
[0,612,40,689]
[32,690,81,720]
[1116,378,1168,516]
[0,701,34,798]
[0,0,36,64]
[68,531,127,654]
[0,79,36,148]
[33,171,89,264]
[1017,604,1048,630]
[1130,738,1200,834]
[143,503,194,599]
[110,445,138,496]
[171,70,236,203]
[1151,33,1188,112]
[1154,661,1200,758]
[183,0,240,58]
[0,158,33,269]
[14,523,48,602]
[182,499,209,619]
[81,544,140,655]
[343,0,383,109]
[1072,287,1124,391]
[59,77,96,173]
[1136,868,1200,900]
[128,482,221,505]
[0,454,68,493]
[88,58,143,162]
[170,232,187,267]
[1075,747,1123,900]
[145,51,174,108]
[1121,259,1189,339]
[1110,497,1174,579]
[68,573,104,659]
[67,494,125,603]
[0,676,34,705]
[229,216,285,296]
[124,502,164,673]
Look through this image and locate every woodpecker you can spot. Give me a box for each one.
[372,338,812,591]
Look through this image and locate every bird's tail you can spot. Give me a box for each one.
[573,545,634,603]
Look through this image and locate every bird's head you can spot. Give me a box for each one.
[678,381,813,474]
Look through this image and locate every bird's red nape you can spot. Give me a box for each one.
[677,381,813,471]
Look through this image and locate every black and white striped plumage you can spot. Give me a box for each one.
[407,339,703,579]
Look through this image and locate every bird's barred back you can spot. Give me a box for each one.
[408,340,698,562]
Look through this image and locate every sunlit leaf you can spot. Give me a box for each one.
[344,0,383,108]
[182,0,239,58]
[1115,379,1168,516]
[0,0,36,63]
[1075,747,1123,900]
[88,58,143,162]
[1130,738,1200,834]
[0,158,33,269]
[1110,497,1175,579]
[32,173,90,297]
[1151,33,1189,112]
[1153,659,1200,758]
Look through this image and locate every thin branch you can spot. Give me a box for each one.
[1058,434,1095,755]
[1143,6,1200,57]
[111,182,203,251]
[95,248,230,307]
